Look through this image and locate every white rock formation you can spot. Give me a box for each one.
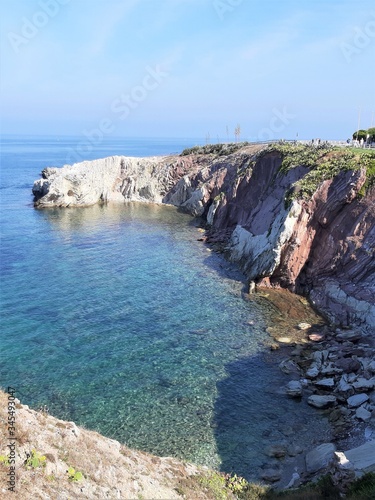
[33,156,178,208]
[228,201,302,280]
[305,443,336,473]
[345,440,375,474]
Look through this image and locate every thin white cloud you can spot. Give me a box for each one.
[82,0,140,57]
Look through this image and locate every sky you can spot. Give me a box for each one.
[0,0,374,141]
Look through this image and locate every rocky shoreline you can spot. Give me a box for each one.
[243,285,375,487]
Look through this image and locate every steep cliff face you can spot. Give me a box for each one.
[32,144,375,331]
[202,146,374,330]
[223,166,374,330]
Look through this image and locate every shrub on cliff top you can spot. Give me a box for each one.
[367,127,375,141]
[266,143,375,203]
[181,142,250,156]
[352,129,368,141]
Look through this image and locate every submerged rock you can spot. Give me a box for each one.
[265,444,288,458]
[279,359,302,375]
[286,380,303,398]
[261,468,282,483]
[305,443,336,474]
[307,395,337,408]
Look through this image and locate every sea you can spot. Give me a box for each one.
[0,135,331,480]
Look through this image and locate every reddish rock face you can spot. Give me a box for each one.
[180,149,374,331]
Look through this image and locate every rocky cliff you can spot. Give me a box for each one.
[32,143,375,332]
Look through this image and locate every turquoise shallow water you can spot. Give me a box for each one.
[0,136,331,479]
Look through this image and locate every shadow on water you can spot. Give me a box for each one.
[213,349,332,483]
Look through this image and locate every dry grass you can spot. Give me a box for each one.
[0,389,228,499]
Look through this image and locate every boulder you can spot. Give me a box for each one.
[336,330,362,342]
[287,444,303,457]
[314,378,335,388]
[345,440,375,474]
[335,357,361,373]
[309,333,325,342]
[336,375,353,394]
[305,443,336,473]
[355,406,372,421]
[320,362,343,375]
[312,351,324,363]
[308,395,337,408]
[285,472,301,488]
[286,380,303,398]
[306,363,321,379]
[276,337,293,344]
[347,393,369,408]
[329,451,356,494]
[352,377,375,391]
[298,322,311,330]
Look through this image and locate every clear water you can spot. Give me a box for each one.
[0,135,331,480]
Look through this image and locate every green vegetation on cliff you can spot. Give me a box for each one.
[181,142,250,156]
[352,127,375,141]
[181,141,375,204]
[263,142,375,203]
[185,470,375,500]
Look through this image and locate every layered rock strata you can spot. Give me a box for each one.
[32,144,375,331]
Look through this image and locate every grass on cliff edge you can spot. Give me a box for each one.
[180,142,375,202]
[185,471,375,500]
[181,142,250,156]
[263,142,375,202]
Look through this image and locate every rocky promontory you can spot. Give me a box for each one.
[33,142,375,332]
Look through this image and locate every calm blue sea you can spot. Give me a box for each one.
[0,135,330,479]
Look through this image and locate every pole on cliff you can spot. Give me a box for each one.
[356,107,361,141]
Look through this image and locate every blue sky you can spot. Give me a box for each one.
[0,0,374,140]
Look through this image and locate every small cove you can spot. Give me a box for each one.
[0,136,333,482]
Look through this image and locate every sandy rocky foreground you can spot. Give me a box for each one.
[1,313,375,500]
[0,390,226,500]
